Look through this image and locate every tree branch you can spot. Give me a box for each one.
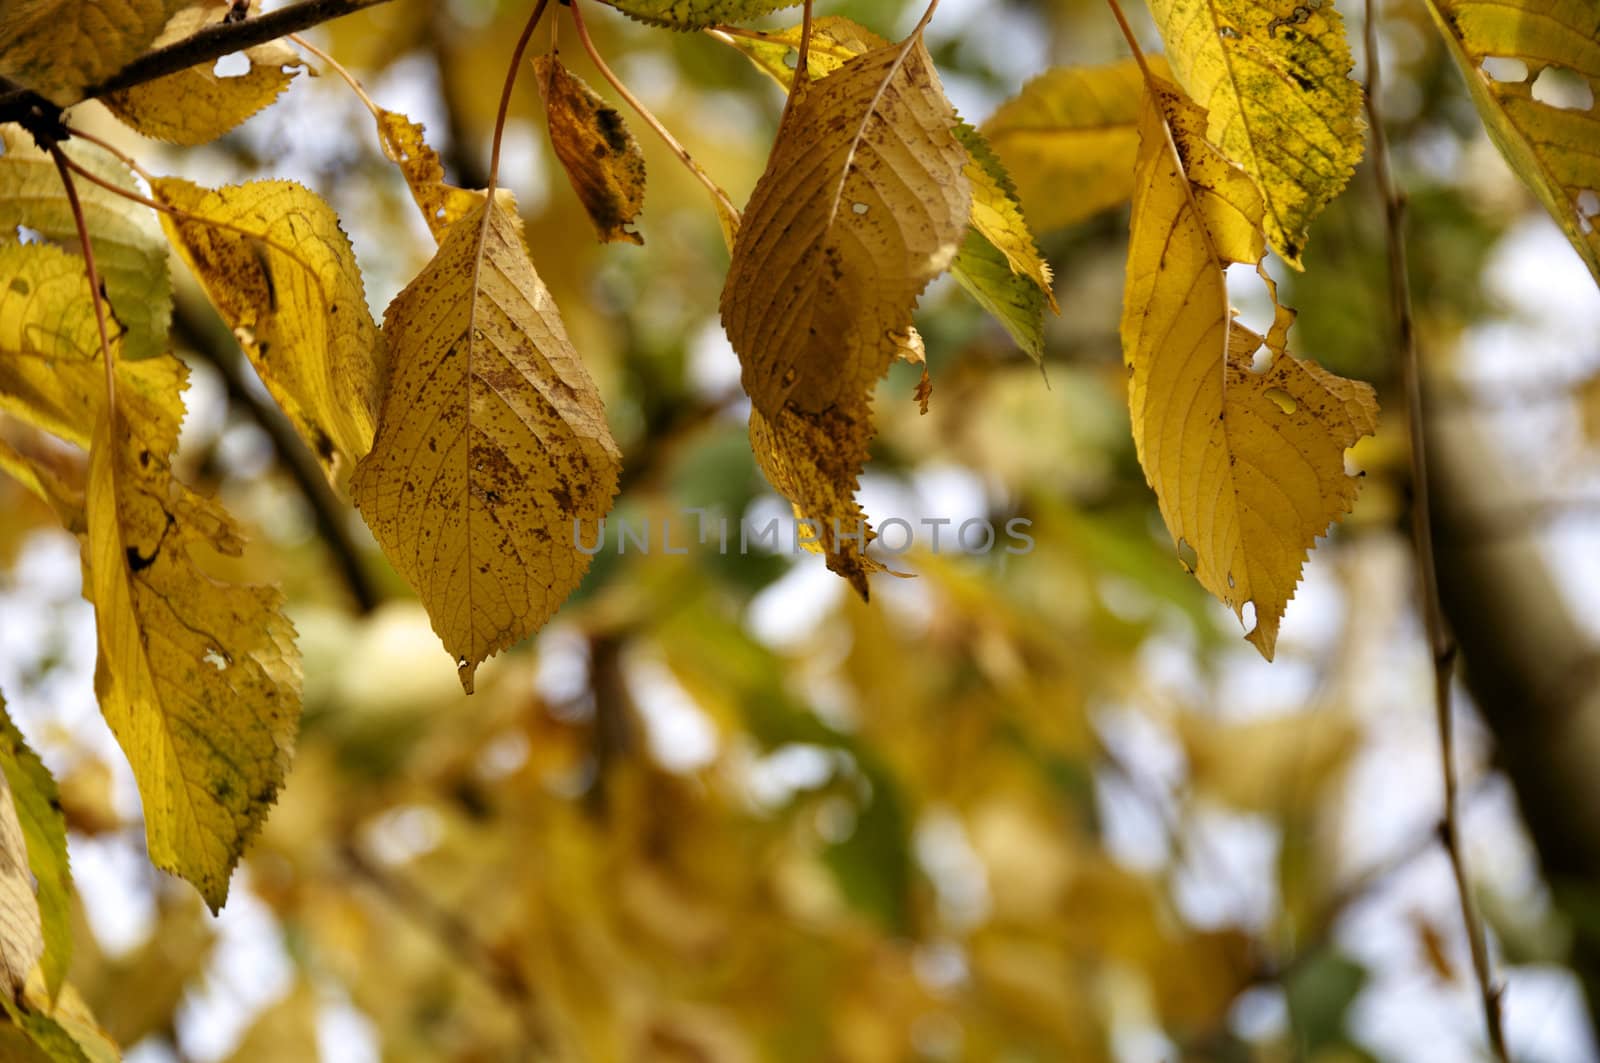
[1365,3,1508,1058]
[0,0,398,127]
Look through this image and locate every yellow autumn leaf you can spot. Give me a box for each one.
[1147,0,1365,265]
[0,0,177,106]
[607,0,798,31]
[101,2,304,145]
[533,53,647,245]
[0,128,172,362]
[981,59,1150,233]
[1123,79,1377,659]
[153,177,383,474]
[351,200,621,692]
[0,758,43,1000]
[3,969,119,1063]
[720,16,894,87]
[1425,0,1600,285]
[86,406,301,911]
[0,243,186,454]
[727,17,1052,359]
[721,33,971,593]
[0,425,86,535]
[376,110,482,242]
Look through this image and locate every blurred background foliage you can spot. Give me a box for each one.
[2,0,1600,1059]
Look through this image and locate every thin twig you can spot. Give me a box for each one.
[567,0,742,224]
[1364,2,1508,1058]
[0,0,398,126]
[288,33,381,117]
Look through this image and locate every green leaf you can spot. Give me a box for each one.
[0,701,72,1001]
[950,123,1055,361]
[951,228,1048,361]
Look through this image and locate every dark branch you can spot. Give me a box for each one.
[0,0,398,127]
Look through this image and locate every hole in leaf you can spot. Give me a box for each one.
[1480,56,1529,83]
[1249,346,1274,374]
[1240,600,1258,635]
[1176,538,1198,572]
[1531,66,1594,110]
[1227,572,1236,589]
[1264,387,1298,414]
[203,648,228,670]
[852,202,870,215]
[213,52,252,77]
[1579,189,1599,233]
[783,50,800,70]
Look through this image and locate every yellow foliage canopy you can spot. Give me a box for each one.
[0,130,172,363]
[0,760,42,1001]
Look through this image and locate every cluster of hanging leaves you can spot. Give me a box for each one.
[0,0,1596,1052]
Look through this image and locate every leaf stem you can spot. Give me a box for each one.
[486,0,552,198]
[567,0,742,225]
[288,32,381,118]
[792,0,816,99]
[60,126,159,184]
[1364,2,1508,1059]
[44,144,118,420]
[1102,0,1157,85]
